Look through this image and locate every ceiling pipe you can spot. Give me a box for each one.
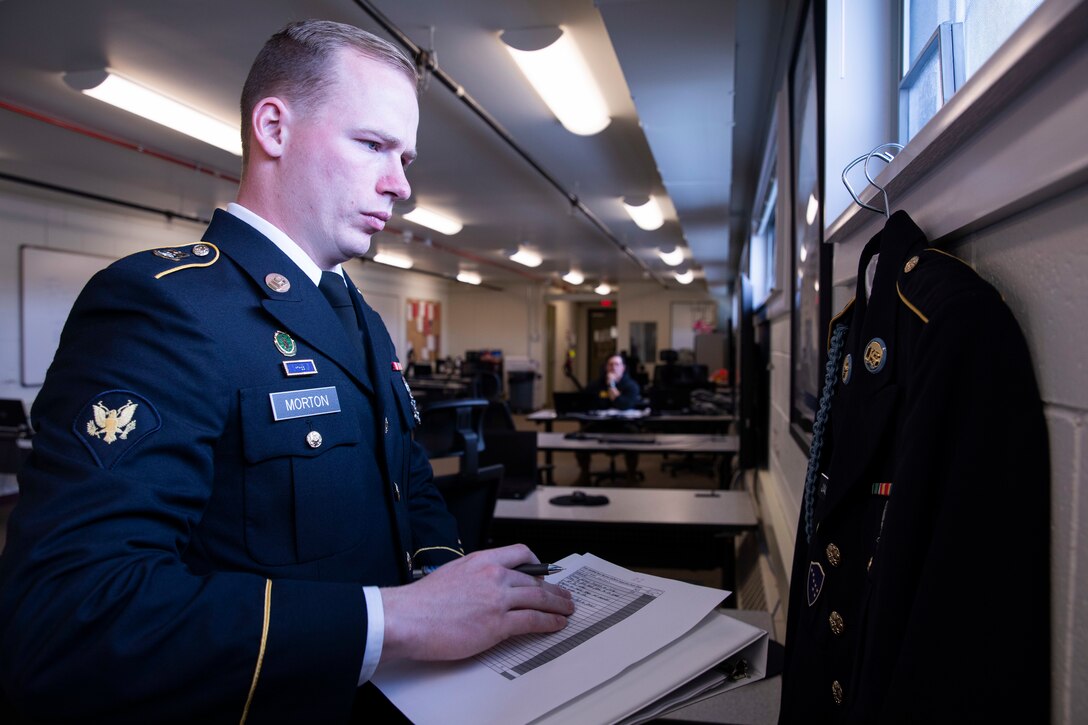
[0,99,241,184]
[0,169,210,225]
[351,0,668,289]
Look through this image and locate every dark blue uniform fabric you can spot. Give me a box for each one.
[584,373,641,410]
[0,210,461,723]
[780,212,1049,723]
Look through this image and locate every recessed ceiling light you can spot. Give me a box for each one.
[623,196,664,231]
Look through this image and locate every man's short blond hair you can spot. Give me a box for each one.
[240,19,419,160]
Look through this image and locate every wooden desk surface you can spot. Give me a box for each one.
[537,431,739,453]
[494,486,757,529]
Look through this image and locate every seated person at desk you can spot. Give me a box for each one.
[575,355,643,485]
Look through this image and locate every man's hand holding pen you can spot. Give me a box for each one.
[379,544,575,664]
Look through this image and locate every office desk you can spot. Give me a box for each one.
[537,431,739,487]
[492,485,757,593]
[529,410,734,484]
[527,408,734,432]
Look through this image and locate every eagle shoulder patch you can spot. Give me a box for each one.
[74,390,162,469]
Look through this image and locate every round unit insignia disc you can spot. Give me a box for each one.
[904,255,919,273]
[863,338,887,373]
[273,331,297,357]
[192,244,210,257]
[841,354,852,385]
[265,273,291,293]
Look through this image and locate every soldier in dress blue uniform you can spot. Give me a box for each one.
[0,20,573,723]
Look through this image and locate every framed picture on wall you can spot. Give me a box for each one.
[788,0,830,448]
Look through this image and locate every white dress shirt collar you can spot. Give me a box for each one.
[226,203,343,286]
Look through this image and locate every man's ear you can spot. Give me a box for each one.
[250,97,289,159]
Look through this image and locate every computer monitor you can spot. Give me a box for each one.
[0,399,29,435]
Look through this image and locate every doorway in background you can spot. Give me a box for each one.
[587,306,617,383]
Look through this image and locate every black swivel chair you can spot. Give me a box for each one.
[471,371,503,401]
[415,398,504,552]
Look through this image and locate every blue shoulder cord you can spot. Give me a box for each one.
[803,323,849,544]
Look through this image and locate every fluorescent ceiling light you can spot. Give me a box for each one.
[594,282,612,296]
[501,26,610,136]
[658,246,685,266]
[562,270,584,285]
[509,248,543,268]
[806,193,819,226]
[623,196,664,231]
[64,69,241,156]
[456,270,482,285]
[674,269,694,285]
[403,206,463,236]
[373,251,413,269]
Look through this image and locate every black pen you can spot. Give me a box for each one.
[411,563,562,580]
[513,563,563,577]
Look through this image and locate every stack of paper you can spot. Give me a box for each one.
[373,553,768,724]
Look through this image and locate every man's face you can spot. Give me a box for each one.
[279,49,418,269]
[606,356,625,379]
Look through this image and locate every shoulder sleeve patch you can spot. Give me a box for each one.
[73,390,162,469]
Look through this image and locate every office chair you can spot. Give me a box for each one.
[482,399,517,433]
[471,371,502,401]
[415,398,503,552]
[479,429,540,499]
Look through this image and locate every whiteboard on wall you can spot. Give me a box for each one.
[21,246,114,386]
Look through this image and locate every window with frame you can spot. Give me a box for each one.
[750,177,778,306]
[899,0,1045,142]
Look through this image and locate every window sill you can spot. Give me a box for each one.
[825,0,1088,249]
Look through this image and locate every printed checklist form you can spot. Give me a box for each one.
[372,553,768,724]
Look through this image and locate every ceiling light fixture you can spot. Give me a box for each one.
[456,270,482,286]
[403,206,463,236]
[658,246,685,266]
[674,269,695,285]
[509,247,543,268]
[594,282,612,296]
[562,270,584,285]
[63,69,242,156]
[806,193,820,226]
[622,196,664,231]
[500,26,611,136]
[372,251,413,269]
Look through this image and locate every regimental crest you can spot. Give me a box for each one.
[74,390,161,469]
[86,399,138,443]
[274,331,297,357]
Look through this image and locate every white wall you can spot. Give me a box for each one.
[617,281,717,374]
[0,186,206,407]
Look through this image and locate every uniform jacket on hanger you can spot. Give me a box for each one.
[780,211,1049,723]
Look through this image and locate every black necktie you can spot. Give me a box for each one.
[318,271,368,371]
